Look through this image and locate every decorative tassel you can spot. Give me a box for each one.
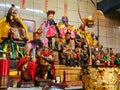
[2,44,8,58]
[11,42,16,59]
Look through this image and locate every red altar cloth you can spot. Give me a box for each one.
[0,59,10,76]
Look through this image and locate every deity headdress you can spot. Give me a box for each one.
[47,10,55,16]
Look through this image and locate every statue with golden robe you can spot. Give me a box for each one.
[0,4,28,59]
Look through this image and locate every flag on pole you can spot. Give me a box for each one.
[64,0,67,16]
[44,0,48,13]
[20,0,26,9]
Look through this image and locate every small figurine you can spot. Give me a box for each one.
[101,54,108,66]
[114,53,120,66]
[40,10,57,48]
[16,55,36,82]
[110,54,116,66]
[36,47,55,80]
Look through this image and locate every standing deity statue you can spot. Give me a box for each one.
[0,4,28,59]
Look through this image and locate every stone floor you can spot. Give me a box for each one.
[7,87,43,90]
[7,86,83,90]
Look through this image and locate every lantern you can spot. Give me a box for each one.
[84,16,94,28]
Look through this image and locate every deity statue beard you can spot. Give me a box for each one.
[11,10,17,18]
[32,39,43,48]
[49,19,56,26]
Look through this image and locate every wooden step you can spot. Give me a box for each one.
[66,81,82,86]
[17,81,34,88]
[55,65,82,83]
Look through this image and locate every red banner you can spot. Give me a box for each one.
[44,0,48,13]
[20,0,26,9]
[64,0,67,16]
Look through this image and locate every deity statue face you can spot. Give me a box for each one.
[8,4,18,18]
[33,32,40,40]
[65,32,71,39]
[79,24,85,31]
[47,14,54,20]
[47,10,55,21]
[62,16,68,27]
[11,7,17,17]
